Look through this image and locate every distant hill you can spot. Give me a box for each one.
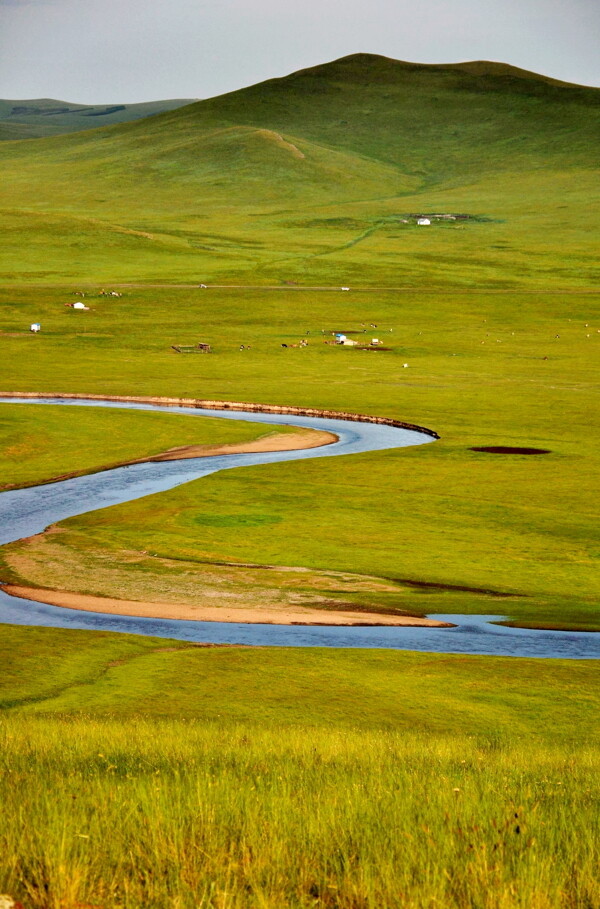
[0,98,197,140]
[0,54,598,285]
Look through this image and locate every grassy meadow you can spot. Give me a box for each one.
[0,53,598,908]
[0,285,598,629]
[0,98,195,142]
[0,55,598,286]
[0,625,598,908]
[0,403,295,490]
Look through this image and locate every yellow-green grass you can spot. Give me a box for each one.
[0,286,597,629]
[2,626,598,732]
[0,626,598,908]
[0,55,598,286]
[0,403,295,489]
[0,55,597,909]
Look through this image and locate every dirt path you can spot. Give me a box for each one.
[3,584,451,627]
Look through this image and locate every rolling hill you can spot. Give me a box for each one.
[0,97,196,141]
[1,53,598,285]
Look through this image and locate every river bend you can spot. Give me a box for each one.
[0,398,597,659]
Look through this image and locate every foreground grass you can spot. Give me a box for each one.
[0,627,598,909]
[1,719,598,909]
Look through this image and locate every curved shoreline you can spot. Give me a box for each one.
[0,394,442,629]
[0,397,598,645]
[0,427,338,491]
[0,392,440,439]
[3,585,452,628]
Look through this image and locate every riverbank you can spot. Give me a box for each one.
[0,407,337,490]
[3,584,450,627]
[0,391,440,438]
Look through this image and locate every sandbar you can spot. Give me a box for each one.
[4,585,451,627]
[132,428,338,462]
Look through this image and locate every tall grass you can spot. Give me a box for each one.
[0,717,597,908]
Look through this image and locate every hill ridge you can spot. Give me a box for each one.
[284,52,598,91]
[0,51,598,286]
[0,97,197,141]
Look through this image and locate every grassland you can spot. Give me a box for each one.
[0,55,598,286]
[0,402,296,489]
[0,56,598,906]
[0,625,598,908]
[0,285,597,629]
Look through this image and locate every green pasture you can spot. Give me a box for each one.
[0,285,597,629]
[1,625,598,733]
[0,53,598,909]
[0,403,294,489]
[0,626,598,908]
[0,55,598,286]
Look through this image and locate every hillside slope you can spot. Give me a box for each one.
[0,97,196,141]
[1,54,598,285]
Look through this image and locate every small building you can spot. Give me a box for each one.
[30,323,41,333]
[342,338,358,346]
[371,338,380,345]
[417,217,431,226]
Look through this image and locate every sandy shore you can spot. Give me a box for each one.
[4,585,451,627]
[130,428,338,463]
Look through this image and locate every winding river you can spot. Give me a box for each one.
[0,397,597,659]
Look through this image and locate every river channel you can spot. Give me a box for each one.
[0,397,597,660]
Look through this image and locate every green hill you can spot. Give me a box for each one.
[0,97,196,141]
[0,53,598,285]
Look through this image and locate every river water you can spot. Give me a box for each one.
[0,397,597,660]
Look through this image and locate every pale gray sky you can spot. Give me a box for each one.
[1,0,598,103]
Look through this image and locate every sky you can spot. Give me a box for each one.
[1,0,598,103]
